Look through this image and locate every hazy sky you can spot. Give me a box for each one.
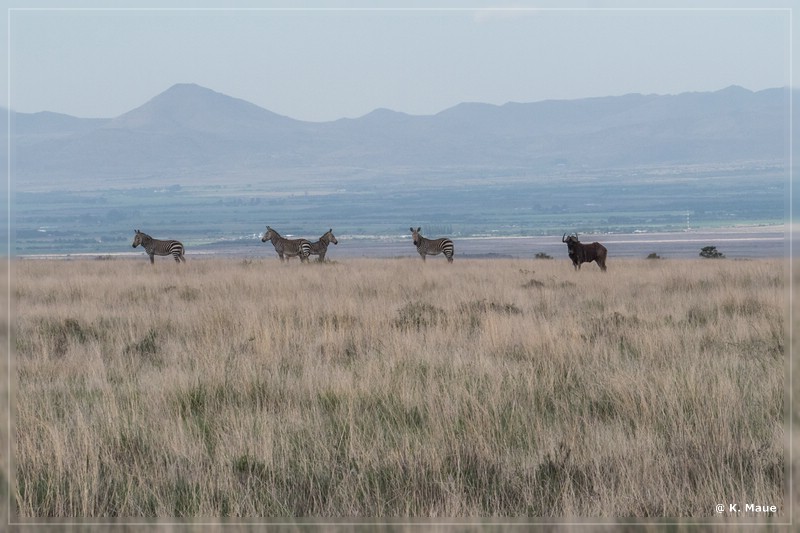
[3,1,796,122]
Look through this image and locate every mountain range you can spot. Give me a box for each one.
[6,83,791,190]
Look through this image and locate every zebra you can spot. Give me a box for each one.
[261,226,312,262]
[410,227,454,263]
[132,229,185,264]
[308,229,338,262]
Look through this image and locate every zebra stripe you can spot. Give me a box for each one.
[261,226,312,262]
[132,230,185,264]
[410,227,454,263]
[308,229,338,262]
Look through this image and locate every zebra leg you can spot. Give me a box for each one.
[318,251,326,262]
[446,253,454,263]
[149,254,155,265]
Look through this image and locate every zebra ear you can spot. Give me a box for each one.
[410,227,414,232]
[416,227,421,233]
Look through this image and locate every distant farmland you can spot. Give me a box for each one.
[12,161,785,257]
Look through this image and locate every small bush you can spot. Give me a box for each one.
[125,328,159,357]
[458,299,522,316]
[699,246,725,259]
[39,317,94,358]
[393,302,444,330]
[522,278,545,289]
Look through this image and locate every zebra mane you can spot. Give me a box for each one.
[264,226,283,243]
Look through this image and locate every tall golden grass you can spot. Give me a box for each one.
[10,257,788,520]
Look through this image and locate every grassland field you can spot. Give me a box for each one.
[9,256,790,521]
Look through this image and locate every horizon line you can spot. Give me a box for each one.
[4,83,792,123]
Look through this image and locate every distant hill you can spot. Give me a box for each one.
[5,83,791,190]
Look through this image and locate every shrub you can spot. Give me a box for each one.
[699,246,725,259]
[393,302,444,330]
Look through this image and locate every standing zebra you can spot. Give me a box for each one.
[410,227,454,263]
[261,226,312,262]
[308,229,338,262]
[132,230,185,264]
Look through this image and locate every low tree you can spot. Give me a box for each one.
[699,246,725,259]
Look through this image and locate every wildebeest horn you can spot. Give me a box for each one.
[562,233,567,243]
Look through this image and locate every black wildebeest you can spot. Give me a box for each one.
[562,233,607,271]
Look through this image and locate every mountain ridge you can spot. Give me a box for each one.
[3,83,781,124]
[6,83,790,189]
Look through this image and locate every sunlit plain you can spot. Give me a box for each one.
[12,257,786,518]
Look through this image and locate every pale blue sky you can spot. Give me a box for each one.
[3,1,795,122]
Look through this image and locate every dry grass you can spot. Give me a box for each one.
[10,257,788,519]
